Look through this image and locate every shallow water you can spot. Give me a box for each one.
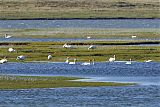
[0,37,160,43]
[0,86,160,107]
[0,19,159,29]
[0,62,160,77]
[0,62,160,106]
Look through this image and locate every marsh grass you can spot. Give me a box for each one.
[0,28,159,39]
[0,75,135,89]
[0,0,159,19]
[0,41,159,62]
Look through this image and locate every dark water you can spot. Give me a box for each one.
[0,62,160,107]
[0,19,160,29]
[0,86,159,107]
[0,62,160,77]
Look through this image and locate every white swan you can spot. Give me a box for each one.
[5,34,12,39]
[88,45,96,50]
[145,60,152,62]
[109,55,116,62]
[81,61,91,66]
[48,55,52,60]
[65,57,70,63]
[0,58,7,64]
[125,59,132,65]
[69,58,77,65]
[131,36,137,38]
[8,48,16,52]
[81,59,95,66]
[16,55,25,60]
[87,36,91,39]
[63,44,74,49]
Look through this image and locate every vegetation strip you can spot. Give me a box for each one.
[0,75,135,89]
[0,28,159,39]
[0,0,159,19]
[0,41,159,62]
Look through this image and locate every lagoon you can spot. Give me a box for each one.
[0,19,160,29]
[0,62,160,107]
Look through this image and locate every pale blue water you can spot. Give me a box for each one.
[0,19,159,29]
[0,19,160,43]
[0,37,160,42]
[0,62,160,107]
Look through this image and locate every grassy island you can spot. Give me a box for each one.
[0,75,135,89]
[0,28,159,39]
[0,41,160,62]
[0,28,159,62]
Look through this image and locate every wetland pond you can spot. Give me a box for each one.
[0,62,160,107]
[0,19,160,107]
[0,19,160,29]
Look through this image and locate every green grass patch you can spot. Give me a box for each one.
[0,41,159,62]
[0,28,159,39]
[0,75,135,89]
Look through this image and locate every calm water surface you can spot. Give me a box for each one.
[0,37,160,42]
[0,19,160,107]
[0,62,160,107]
[0,19,159,29]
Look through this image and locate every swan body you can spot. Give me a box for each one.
[0,58,7,64]
[17,55,25,60]
[65,57,70,63]
[48,55,52,60]
[81,62,91,65]
[69,58,77,65]
[63,44,74,49]
[5,34,12,39]
[132,36,137,38]
[87,36,91,39]
[109,55,115,62]
[125,59,132,65]
[88,45,96,50]
[145,60,152,62]
[8,48,16,52]
[81,59,95,66]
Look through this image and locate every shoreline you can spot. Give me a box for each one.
[1,18,160,20]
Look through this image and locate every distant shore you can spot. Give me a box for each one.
[1,18,160,20]
[0,0,159,19]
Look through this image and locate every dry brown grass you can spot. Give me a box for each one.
[0,0,159,19]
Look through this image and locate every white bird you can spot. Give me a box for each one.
[8,48,16,52]
[81,59,95,66]
[145,60,152,62]
[0,58,7,64]
[16,55,25,60]
[81,60,91,66]
[87,36,91,39]
[109,55,116,62]
[125,59,132,65]
[131,36,137,38]
[5,34,12,39]
[65,57,70,63]
[88,45,96,50]
[63,44,74,49]
[69,58,77,65]
[48,55,52,60]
